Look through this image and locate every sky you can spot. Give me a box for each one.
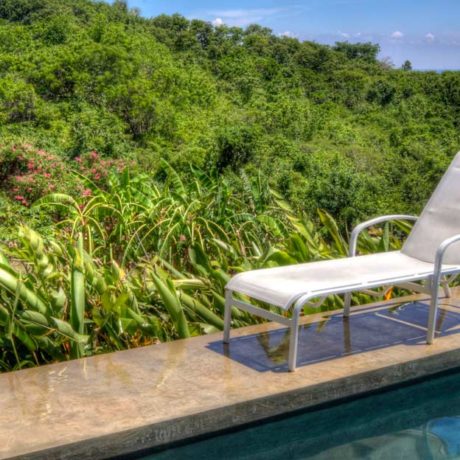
[114,0,460,70]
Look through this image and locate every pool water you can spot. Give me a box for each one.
[142,368,460,459]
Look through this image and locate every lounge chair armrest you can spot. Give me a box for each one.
[349,215,418,257]
[433,234,460,281]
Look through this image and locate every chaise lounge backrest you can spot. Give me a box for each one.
[402,152,460,265]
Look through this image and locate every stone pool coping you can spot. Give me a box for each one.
[2,291,460,459]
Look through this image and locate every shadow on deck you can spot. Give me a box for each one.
[208,302,460,372]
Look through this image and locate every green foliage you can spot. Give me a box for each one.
[367,79,397,106]
[68,105,128,156]
[0,0,457,224]
[333,41,380,63]
[0,0,458,371]
[402,60,412,71]
[216,125,257,171]
[0,76,39,123]
[0,0,46,23]
[0,164,411,372]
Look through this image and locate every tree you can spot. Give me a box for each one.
[402,60,412,71]
[380,56,394,69]
[333,41,380,63]
[0,0,46,23]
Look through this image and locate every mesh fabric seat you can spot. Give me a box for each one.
[227,251,459,310]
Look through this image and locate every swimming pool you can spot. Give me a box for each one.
[140,368,460,459]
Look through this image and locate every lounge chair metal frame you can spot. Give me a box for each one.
[223,213,460,371]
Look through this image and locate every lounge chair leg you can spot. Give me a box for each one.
[427,277,440,344]
[223,290,232,344]
[288,311,300,372]
[343,293,351,318]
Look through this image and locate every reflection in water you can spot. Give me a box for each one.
[343,316,351,354]
[428,417,460,458]
[386,302,450,332]
[254,317,353,364]
[210,302,460,372]
[254,319,332,365]
[146,362,460,460]
[311,418,460,459]
[256,328,290,365]
[148,416,460,460]
[437,307,449,332]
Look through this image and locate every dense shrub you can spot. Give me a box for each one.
[216,125,257,171]
[0,164,411,372]
[0,144,129,205]
[0,77,39,123]
[0,0,457,224]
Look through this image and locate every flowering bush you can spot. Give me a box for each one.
[0,144,129,206]
[73,151,129,184]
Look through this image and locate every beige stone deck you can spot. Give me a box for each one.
[2,291,460,459]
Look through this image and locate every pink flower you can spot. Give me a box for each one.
[90,151,99,160]
[13,195,28,206]
[82,189,92,197]
[75,157,82,163]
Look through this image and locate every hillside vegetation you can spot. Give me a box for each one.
[0,0,458,371]
[0,0,459,225]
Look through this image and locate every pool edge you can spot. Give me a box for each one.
[10,346,460,460]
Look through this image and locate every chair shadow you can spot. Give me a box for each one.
[206,302,460,373]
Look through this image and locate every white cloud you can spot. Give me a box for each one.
[338,31,350,39]
[280,31,297,38]
[211,8,281,19]
[391,30,404,39]
[425,32,435,42]
[206,8,284,27]
[212,17,224,27]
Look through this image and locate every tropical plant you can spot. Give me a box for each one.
[0,164,413,372]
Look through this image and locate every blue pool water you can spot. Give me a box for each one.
[142,368,460,459]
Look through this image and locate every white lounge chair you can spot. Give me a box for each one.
[224,152,460,371]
